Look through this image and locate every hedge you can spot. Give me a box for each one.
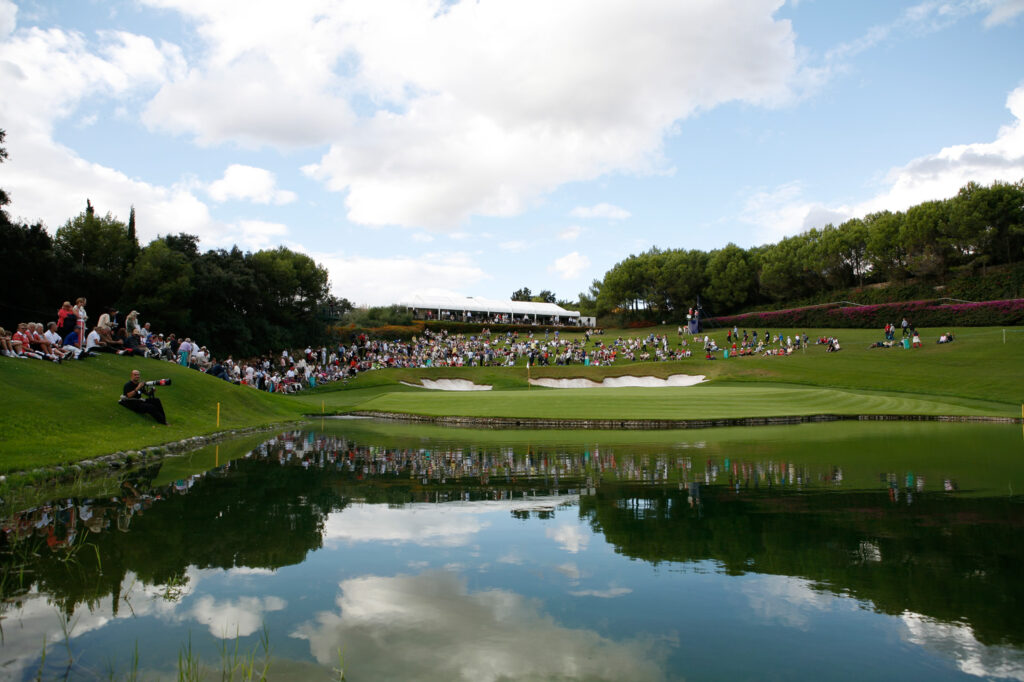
[708,299,1024,329]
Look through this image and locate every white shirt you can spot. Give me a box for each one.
[86,330,101,350]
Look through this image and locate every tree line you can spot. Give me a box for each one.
[580,179,1024,318]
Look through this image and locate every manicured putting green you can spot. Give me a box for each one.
[354,382,1017,420]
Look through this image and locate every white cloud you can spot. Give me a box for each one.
[569,203,631,220]
[981,0,1024,27]
[902,611,1024,681]
[549,252,591,280]
[559,225,583,241]
[0,17,223,242]
[741,574,838,629]
[545,524,589,553]
[189,595,286,639]
[411,232,435,243]
[322,497,577,546]
[139,0,355,148]
[208,164,297,205]
[739,83,1024,243]
[291,572,668,681]
[739,181,853,243]
[0,0,15,39]
[142,0,800,229]
[855,84,1024,215]
[554,562,582,582]
[499,240,527,252]
[308,251,489,306]
[568,586,633,598]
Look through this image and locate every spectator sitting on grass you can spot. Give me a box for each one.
[30,322,66,362]
[0,327,21,357]
[46,321,82,359]
[937,332,955,344]
[87,326,116,353]
[207,357,231,381]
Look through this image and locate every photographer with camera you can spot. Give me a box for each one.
[119,369,169,425]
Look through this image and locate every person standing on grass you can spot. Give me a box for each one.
[73,297,88,348]
[901,318,909,337]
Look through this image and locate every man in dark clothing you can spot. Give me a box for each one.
[119,369,167,424]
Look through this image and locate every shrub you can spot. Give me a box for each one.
[709,298,1024,329]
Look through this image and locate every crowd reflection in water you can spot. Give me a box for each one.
[2,429,964,550]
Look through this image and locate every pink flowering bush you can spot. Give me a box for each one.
[711,299,1024,329]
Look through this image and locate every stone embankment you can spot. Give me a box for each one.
[3,421,305,486]
[349,411,1020,429]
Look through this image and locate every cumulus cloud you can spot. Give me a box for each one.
[499,240,527,252]
[902,611,1024,681]
[306,250,489,306]
[559,225,583,241]
[740,574,838,629]
[549,252,591,280]
[545,524,590,553]
[568,586,633,598]
[322,497,577,546]
[291,572,668,681]
[208,164,297,205]
[739,84,1024,242]
[0,15,222,242]
[0,0,15,39]
[569,203,632,220]
[189,595,286,639]
[856,84,1024,214]
[980,0,1024,27]
[142,0,799,228]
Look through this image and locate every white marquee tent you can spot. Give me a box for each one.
[397,294,581,324]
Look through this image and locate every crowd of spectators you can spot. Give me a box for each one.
[12,298,946,395]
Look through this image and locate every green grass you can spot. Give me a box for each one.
[1,326,1022,472]
[0,354,303,472]
[291,326,1024,418]
[350,382,1016,420]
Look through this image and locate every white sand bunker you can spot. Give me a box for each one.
[529,374,705,389]
[400,378,493,391]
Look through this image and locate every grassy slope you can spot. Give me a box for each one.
[1,325,1021,472]
[291,326,1024,418]
[0,354,303,472]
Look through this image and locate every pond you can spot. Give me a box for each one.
[2,420,1023,680]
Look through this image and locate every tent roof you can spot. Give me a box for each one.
[397,294,580,317]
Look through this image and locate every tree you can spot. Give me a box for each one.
[865,211,907,281]
[950,181,1024,270]
[901,199,954,279]
[122,238,194,332]
[54,201,136,306]
[705,243,753,313]
[0,129,9,224]
[532,290,556,303]
[511,287,532,301]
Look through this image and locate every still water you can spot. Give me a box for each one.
[2,420,1022,681]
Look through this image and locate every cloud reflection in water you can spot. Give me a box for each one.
[291,571,668,682]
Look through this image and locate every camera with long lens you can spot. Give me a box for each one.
[144,379,172,387]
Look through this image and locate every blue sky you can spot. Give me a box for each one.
[1,0,1022,305]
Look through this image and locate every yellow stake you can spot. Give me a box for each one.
[217,402,220,427]
[215,444,219,466]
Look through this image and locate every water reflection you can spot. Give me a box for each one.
[0,422,1021,680]
[292,571,668,681]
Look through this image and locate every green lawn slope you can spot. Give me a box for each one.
[1,325,1022,473]
[292,326,1024,418]
[0,354,303,472]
